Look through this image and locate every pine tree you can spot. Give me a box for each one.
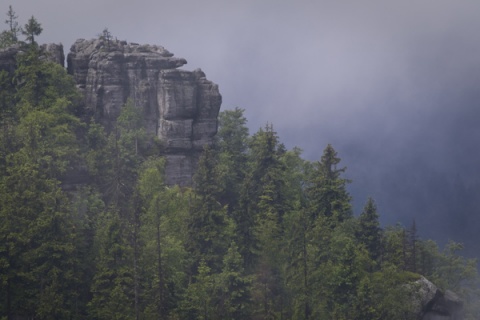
[307,144,352,228]
[216,108,249,213]
[0,6,20,47]
[0,47,85,318]
[217,242,252,319]
[88,209,135,319]
[181,259,216,319]
[22,16,42,45]
[242,124,290,318]
[284,206,315,319]
[5,6,20,42]
[187,145,232,274]
[137,157,170,318]
[357,197,383,264]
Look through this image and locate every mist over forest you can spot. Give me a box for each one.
[2,2,480,319]
[8,1,480,258]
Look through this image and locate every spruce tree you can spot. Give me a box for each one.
[357,197,383,263]
[5,6,19,41]
[307,144,352,228]
[0,46,85,318]
[0,6,20,47]
[187,145,232,274]
[22,16,42,45]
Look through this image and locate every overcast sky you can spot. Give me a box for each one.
[7,0,480,257]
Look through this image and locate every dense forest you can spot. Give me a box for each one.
[1,8,479,320]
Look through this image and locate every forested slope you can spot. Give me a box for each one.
[0,11,479,320]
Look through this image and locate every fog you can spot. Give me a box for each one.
[8,0,480,257]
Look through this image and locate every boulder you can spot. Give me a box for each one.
[412,277,464,320]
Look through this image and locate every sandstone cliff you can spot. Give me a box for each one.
[0,39,221,186]
[67,38,222,186]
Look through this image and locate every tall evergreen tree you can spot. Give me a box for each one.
[0,6,20,47]
[217,241,252,319]
[0,46,85,318]
[307,144,352,228]
[88,208,135,319]
[187,145,232,274]
[216,107,249,212]
[357,197,383,264]
[5,6,20,42]
[240,124,290,318]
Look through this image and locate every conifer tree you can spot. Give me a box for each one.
[216,108,249,212]
[307,144,352,228]
[241,124,290,318]
[187,145,232,274]
[217,241,252,319]
[181,259,216,319]
[0,46,84,318]
[136,157,191,318]
[88,209,135,319]
[5,6,19,41]
[22,15,42,45]
[357,197,383,263]
[0,6,20,47]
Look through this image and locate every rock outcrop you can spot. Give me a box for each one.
[40,43,65,66]
[0,42,64,73]
[413,277,464,320]
[1,39,221,186]
[67,38,221,185]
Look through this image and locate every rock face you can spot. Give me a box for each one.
[413,277,464,320]
[0,42,64,73]
[67,38,222,185]
[40,43,65,66]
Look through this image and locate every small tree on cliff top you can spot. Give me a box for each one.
[22,15,42,45]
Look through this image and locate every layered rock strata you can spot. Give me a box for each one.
[67,39,222,185]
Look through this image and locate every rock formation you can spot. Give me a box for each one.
[1,39,221,186]
[67,38,221,185]
[413,277,464,320]
[0,42,64,73]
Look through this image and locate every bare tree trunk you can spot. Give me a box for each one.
[157,219,165,319]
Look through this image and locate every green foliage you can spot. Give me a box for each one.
[181,259,217,319]
[216,108,249,212]
[88,208,135,319]
[357,197,383,263]
[5,6,19,41]
[187,146,233,273]
[307,144,352,228]
[0,6,20,48]
[217,242,252,319]
[0,44,86,318]
[98,27,114,50]
[21,15,42,45]
[0,37,478,318]
[0,30,13,48]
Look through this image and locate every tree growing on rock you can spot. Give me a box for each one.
[98,28,113,50]
[0,5,20,47]
[22,16,42,45]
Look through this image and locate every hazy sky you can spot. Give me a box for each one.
[7,0,480,256]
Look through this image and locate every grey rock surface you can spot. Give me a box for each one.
[412,277,464,320]
[0,44,20,74]
[0,42,64,73]
[40,43,65,66]
[67,38,222,185]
